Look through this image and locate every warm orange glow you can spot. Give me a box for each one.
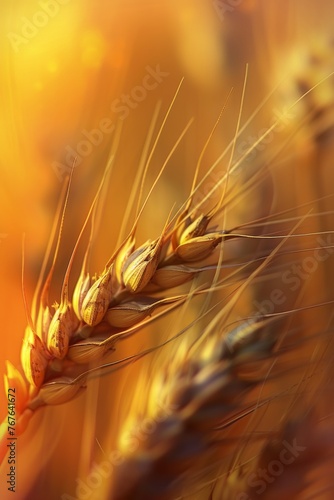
[1,1,334,499]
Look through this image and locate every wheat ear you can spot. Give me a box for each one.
[107,315,283,500]
[1,108,250,465]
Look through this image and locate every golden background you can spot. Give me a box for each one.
[1,1,334,498]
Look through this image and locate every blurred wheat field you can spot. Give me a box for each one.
[1,1,334,499]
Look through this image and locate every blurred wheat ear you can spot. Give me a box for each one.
[108,317,283,500]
